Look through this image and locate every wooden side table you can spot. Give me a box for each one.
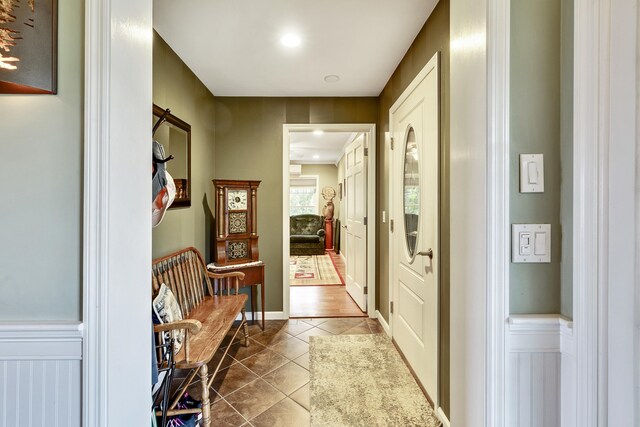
[207,260,265,330]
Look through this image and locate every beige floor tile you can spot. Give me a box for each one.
[262,362,310,395]
[280,319,314,336]
[241,348,289,377]
[341,323,372,335]
[300,318,329,326]
[250,397,310,427]
[289,383,310,411]
[226,339,267,362]
[292,352,309,370]
[251,328,293,347]
[224,379,286,421]
[270,337,309,360]
[317,318,365,334]
[209,398,248,427]
[296,327,333,343]
[211,363,259,397]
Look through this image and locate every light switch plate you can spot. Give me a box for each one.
[512,224,551,263]
[520,154,544,193]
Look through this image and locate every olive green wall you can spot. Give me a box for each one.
[214,98,378,312]
[152,32,217,261]
[376,0,450,414]
[0,0,84,321]
[298,164,340,219]
[560,0,574,318]
[510,0,564,314]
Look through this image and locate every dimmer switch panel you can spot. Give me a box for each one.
[512,224,551,263]
[520,154,544,193]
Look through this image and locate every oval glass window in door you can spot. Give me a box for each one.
[403,127,419,258]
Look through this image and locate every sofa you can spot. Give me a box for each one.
[290,214,326,256]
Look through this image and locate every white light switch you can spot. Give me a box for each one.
[520,154,544,193]
[382,211,386,223]
[512,224,551,263]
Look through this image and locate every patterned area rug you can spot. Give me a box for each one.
[290,254,344,286]
[309,335,441,427]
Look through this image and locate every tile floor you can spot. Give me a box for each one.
[172,317,385,427]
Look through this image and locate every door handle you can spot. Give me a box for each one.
[417,249,433,259]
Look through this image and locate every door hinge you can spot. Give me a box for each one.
[390,137,394,150]
[364,147,369,156]
[390,219,394,232]
[364,216,368,226]
[364,286,368,295]
[390,301,394,314]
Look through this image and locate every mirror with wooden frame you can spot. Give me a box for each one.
[153,104,191,208]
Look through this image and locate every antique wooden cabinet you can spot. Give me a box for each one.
[213,179,261,265]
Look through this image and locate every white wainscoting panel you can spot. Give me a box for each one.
[507,315,573,427]
[0,322,82,427]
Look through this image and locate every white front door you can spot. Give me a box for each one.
[390,53,439,402]
[344,134,367,312]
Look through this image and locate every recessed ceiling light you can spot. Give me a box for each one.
[313,155,320,160]
[324,74,340,83]
[281,33,301,48]
[313,130,324,136]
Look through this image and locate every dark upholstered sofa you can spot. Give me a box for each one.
[290,214,326,255]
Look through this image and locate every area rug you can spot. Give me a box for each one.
[309,335,441,427]
[290,254,344,286]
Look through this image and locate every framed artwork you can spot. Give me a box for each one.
[0,0,58,94]
[338,182,343,200]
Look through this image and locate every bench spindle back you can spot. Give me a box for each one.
[152,247,214,317]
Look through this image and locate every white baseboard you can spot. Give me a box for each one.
[0,322,82,426]
[507,315,573,427]
[436,407,450,427]
[236,311,287,321]
[375,310,391,337]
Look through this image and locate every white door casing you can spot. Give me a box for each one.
[344,134,368,311]
[390,53,440,404]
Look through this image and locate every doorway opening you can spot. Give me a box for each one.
[282,124,376,319]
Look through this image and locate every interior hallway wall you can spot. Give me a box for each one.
[152,32,217,261]
[215,97,378,312]
[376,0,450,416]
[0,0,84,320]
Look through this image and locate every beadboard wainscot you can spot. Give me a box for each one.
[0,322,82,427]
[507,315,574,427]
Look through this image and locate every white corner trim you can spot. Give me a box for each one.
[436,407,451,427]
[375,310,391,337]
[486,0,510,426]
[0,322,83,360]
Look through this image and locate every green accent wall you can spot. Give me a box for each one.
[510,0,573,315]
[214,98,378,312]
[152,32,217,261]
[377,0,450,415]
[0,0,84,320]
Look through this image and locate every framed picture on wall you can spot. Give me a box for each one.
[338,182,343,200]
[0,0,58,94]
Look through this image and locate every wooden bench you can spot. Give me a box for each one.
[152,247,249,427]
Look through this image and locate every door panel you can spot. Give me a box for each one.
[390,53,439,403]
[345,134,367,311]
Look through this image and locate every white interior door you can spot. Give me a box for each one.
[345,134,367,312]
[390,54,439,403]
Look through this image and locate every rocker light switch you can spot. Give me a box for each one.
[520,154,544,193]
[512,224,551,263]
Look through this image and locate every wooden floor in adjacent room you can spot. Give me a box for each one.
[290,251,366,318]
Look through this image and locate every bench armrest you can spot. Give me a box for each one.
[207,271,245,281]
[154,319,202,335]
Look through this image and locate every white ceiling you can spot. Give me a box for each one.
[290,131,355,164]
[153,0,438,96]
